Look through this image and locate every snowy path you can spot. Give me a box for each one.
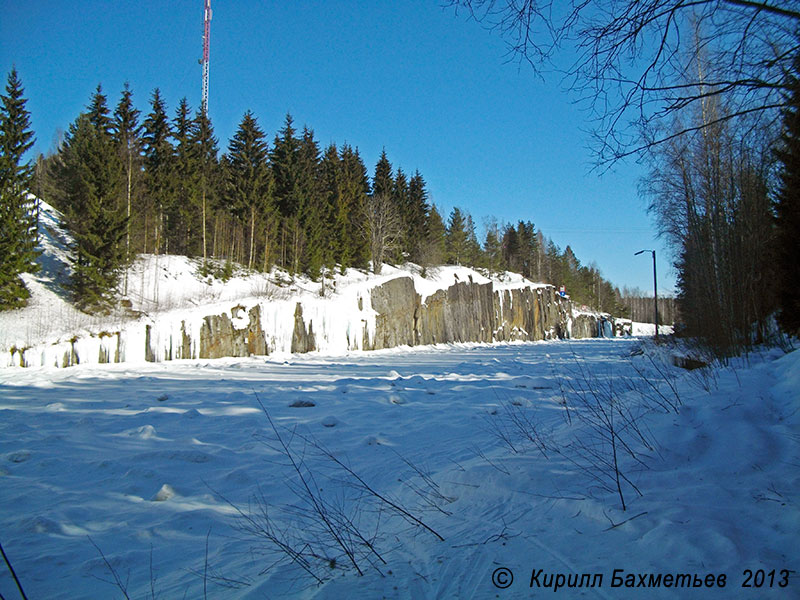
[1,339,797,599]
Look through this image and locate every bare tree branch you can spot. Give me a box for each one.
[445,0,800,164]
[723,0,800,21]
[361,193,403,274]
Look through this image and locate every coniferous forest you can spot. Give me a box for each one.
[3,76,636,316]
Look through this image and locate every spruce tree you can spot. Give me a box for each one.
[169,97,194,255]
[502,225,520,273]
[483,218,503,273]
[296,127,326,277]
[336,144,371,270]
[372,150,393,199]
[464,213,482,267]
[0,68,39,309]
[270,114,301,218]
[421,204,447,267]
[320,143,342,275]
[774,59,800,335]
[516,221,536,278]
[446,207,468,265]
[56,114,127,309]
[545,239,561,285]
[224,111,271,270]
[142,89,174,254]
[406,171,430,263]
[270,114,302,270]
[562,245,581,296]
[189,108,219,263]
[392,168,410,262]
[112,82,142,284]
[171,98,194,254]
[87,84,113,136]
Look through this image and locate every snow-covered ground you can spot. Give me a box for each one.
[631,322,672,337]
[1,338,797,599]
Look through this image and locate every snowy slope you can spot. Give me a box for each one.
[0,199,107,351]
[0,339,797,598]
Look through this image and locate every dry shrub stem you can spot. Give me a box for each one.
[215,393,446,585]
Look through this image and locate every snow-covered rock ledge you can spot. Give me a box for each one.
[1,269,608,369]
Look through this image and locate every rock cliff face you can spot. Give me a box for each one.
[370,277,418,349]
[363,277,584,351]
[492,286,570,342]
[7,275,606,368]
[199,305,268,360]
[416,280,496,345]
[571,313,601,339]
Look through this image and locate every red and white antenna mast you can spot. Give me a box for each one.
[201,0,212,114]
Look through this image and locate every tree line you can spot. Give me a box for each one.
[3,73,629,314]
[642,46,799,352]
[448,0,800,353]
[640,19,800,351]
[619,288,677,326]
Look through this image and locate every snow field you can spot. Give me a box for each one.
[0,338,797,599]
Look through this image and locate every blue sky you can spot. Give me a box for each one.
[1,1,675,294]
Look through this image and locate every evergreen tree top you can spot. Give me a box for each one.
[112,82,141,147]
[271,113,300,157]
[189,108,219,162]
[87,84,113,136]
[448,206,466,228]
[394,168,408,190]
[373,149,393,198]
[224,110,271,221]
[427,204,446,232]
[227,111,268,160]
[144,89,169,128]
[0,67,39,309]
[1,67,35,168]
[300,126,321,157]
[298,127,322,191]
[408,171,429,205]
[323,142,339,160]
[277,113,297,141]
[142,88,173,160]
[339,144,370,194]
[173,98,193,141]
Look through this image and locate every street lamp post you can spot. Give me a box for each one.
[635,250,659,340]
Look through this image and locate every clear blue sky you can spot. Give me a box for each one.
[1,1,675,295]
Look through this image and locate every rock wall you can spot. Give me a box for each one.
[5,276,606,368]
[199,304,268,360]
[492,286,570,341]
[370,276,419,349]
[365,277,583,350]
[415,280,495,345]
[571,313,601,339]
